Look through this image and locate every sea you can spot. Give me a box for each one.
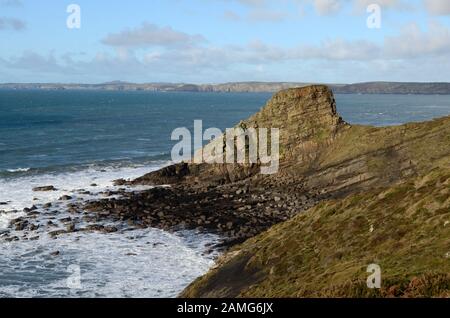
[0,90,449,298]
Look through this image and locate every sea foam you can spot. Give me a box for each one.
[0,162,219,298]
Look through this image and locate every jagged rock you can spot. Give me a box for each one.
[33,186,56,192]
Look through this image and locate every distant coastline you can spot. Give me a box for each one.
[1,81,450,95]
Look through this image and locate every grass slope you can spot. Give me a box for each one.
[182,167,450,298]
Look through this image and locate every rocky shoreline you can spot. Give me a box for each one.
[82,182,326,248]
[3,176,326,250]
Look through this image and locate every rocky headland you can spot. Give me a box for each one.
[177,85,450,297]
[4,85,450,297]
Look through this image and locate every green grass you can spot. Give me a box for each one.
[182,168,450,298]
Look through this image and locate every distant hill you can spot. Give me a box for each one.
[1,81,450,94]
[332,82,450,95]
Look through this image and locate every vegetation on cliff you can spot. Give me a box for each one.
[178,85,450,298]
[182,167,450,297]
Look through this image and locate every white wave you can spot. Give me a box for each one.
[0,160,220,298]
[0,211,25,230]
[0,163,166,230]
[0,228,218,298]
[6,168,31,173]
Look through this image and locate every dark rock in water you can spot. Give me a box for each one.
[50,251,60,256]
[103,226,118,233]
[14,220,29,231]
[59,195,73,201]
[43,203,52,209]
[66,223,76,232]
[33,185,57,192]
[23,205,38,213]
[0,202,8,206]
[132,162,190,186]
[49,230,66,238]
[82,224,105,232]
[113,179,127,186]
[90,183,98,187]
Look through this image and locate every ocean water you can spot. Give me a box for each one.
[0,90,449,298]
[335,94,450,126]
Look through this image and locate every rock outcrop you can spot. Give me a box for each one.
[133,85,347,186]
[133,85,450,198]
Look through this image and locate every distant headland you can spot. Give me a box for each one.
[1,81,450,95]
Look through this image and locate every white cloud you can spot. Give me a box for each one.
[5,51,69,73]
[219,0,450,17]
[385,21,450,58]
[423,0,450,15]
[232,0,266,7]
[102,23,206,48]
[299,38,381,60]
[312,0,342,15]
[3,20,450,82]
[353,0,404,11]
[248,9,288,22]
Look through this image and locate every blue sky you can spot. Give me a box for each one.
[0,0,450,83]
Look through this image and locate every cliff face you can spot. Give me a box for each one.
[133,85,346,186]
[244,85,346,162]
[134,85,450,198]
[185,85,347,184]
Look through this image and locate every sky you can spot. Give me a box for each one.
[0,0,450,83]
